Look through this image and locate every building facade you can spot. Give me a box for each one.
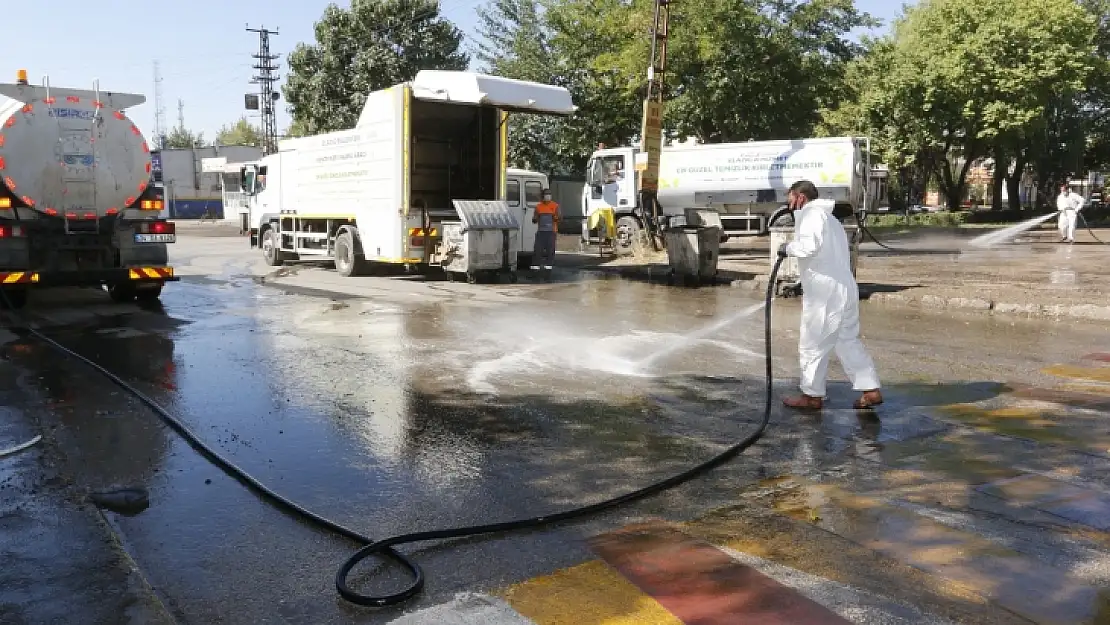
[151,145,263,219]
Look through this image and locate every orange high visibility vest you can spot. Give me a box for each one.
[536,200,559,219]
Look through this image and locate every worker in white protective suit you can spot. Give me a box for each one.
[777,180,883,410]
[1056,183,1083,243]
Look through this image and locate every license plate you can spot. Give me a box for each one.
[134,233,175,243]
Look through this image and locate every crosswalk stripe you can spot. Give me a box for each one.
[499,560,683,624]
[589,521,851,624]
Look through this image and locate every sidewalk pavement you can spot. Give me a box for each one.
[565,226,1110,321]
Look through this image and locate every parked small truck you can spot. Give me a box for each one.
[241,70,575,276]
[0,70,175,308]
[581,137,889,253]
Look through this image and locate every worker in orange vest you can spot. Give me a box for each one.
[532,189,560,275]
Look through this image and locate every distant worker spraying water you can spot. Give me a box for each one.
[532,188,560,276]
[777,180,883,410]
[1056,183,1084,243]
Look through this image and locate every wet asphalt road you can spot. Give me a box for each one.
[3,229,1110,624]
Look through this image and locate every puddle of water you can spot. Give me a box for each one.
[1049,270,1078,286]
[939,403,1097,449]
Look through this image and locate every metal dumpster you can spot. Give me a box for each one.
[664,230,720,286]
[440,200,521,283]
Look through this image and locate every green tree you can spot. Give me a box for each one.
[216,117,264,147]
[284,119,312,139]
[164,126,204,149]
[558,0,874,144]
[822,0,1098,211]
[284,0,468,135]
[475,0,570,173]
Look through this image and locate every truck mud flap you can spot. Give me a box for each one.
[0,267,178,288]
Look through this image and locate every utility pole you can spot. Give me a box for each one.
[639,0,670,250]
[177,99,185,130]
[247,24,281,154]
[152,61,167,150]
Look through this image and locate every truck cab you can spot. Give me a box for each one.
[504,168,549,268]
[581,146,641,252]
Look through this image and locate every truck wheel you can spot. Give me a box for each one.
[107,283,136,303]
[1,288,27,309]
[334,231,366,277]
[615,216,644,256]
[135,283,164,301]
[262,228,284,267]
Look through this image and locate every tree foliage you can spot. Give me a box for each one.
[284,0,468,135]
[474,0,576,173]
[216,117,264,147]
[822,0,1100,210]
[475,0,871,173]
[279,0,1109,206]
[163,126,204,149]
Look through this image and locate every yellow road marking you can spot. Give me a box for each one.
[1042,364,1110,384]
[498,560,682,625]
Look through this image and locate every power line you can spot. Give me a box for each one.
[247,24,281,155]
[152,61,167,150]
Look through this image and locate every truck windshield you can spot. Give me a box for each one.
[602,156,625,183]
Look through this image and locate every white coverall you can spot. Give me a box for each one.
[1056,191,1083,241]
[784,199,881,398]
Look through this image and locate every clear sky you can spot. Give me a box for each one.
[1,0,909,141]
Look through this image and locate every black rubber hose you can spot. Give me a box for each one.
[857,212,905,252]
[1077,211,1107,244]
[1,258,785,608]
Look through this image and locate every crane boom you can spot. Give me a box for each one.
[638,0,670,250]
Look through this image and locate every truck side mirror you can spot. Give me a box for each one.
[240,167,257,195]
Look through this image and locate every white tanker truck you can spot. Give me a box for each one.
[581,137,889,253]
[0,70,175,308]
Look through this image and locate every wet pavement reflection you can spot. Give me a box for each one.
[4,265,1110,624]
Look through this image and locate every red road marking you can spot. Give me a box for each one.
[590,521,851,625]
[1081,353,1110,363]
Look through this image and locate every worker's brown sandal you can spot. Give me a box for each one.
[783,395,823,410]
[853,390,883,409]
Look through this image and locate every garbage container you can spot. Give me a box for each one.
[664,225,721,286]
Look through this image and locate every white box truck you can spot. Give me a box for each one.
[581,137,889,254]
[240,71,575,276]
[0,70,176,307]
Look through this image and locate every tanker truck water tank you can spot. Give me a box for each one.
[0,88,152,217]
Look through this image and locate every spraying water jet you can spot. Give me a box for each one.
[967,212,1059,249]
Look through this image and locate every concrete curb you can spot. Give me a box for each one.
[729,275,1110,321]
[582,264,1110,322]
[726,274,1110,321]
[865,292,1110,321]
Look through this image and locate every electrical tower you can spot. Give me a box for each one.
[152,61,167,149]
[177,99,185,130]
[247,25,281,154]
